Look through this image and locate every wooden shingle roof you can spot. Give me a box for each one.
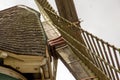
[0,5,46,56]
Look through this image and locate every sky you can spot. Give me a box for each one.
[0,0,75,80]
[0,0,119,47]
[49,0,120,48]
[74,0,120,47]
[0,0,120,80]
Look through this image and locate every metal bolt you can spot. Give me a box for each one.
[16,67,20,70]
[34,68,38,70]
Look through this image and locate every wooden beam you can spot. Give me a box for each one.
[0,66,27,80]
[56,45,94,80]
[55,0,79,23]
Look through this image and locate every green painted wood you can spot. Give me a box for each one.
[0,73,19,80]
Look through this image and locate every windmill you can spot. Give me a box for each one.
[0,0,119,80]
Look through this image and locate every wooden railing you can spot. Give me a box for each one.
[81,29,120,80]
[35,0,120,80]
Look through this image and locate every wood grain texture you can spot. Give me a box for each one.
[0,5,46,56]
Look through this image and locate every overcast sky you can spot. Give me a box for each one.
[0,0,119,47]
[74,0,120,48]
[0,0,120,80]
[48,0,120,48]
[0,0,75,80]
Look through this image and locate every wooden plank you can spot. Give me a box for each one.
[43,22,95,80]
[55,0,79,22]
[0,66,27,80]
[42,22,60,40]
[56,45,92,80]
[53,58,58,80]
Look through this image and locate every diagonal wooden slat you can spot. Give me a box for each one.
[35,0,120,80]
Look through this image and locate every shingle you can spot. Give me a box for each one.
[0,5,46,56]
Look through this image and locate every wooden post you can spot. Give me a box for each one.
[55,0,90,60]
[55,0,79,24]
[53,58,58,80]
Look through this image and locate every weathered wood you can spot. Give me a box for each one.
[0,5,46,56]
[53,58,58,80]
[55,0,79,22]
[0,66,27,80]
[42,22,60,40]
[56,45,91,80]
[42,21,95,80]
[2,50,46,73]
